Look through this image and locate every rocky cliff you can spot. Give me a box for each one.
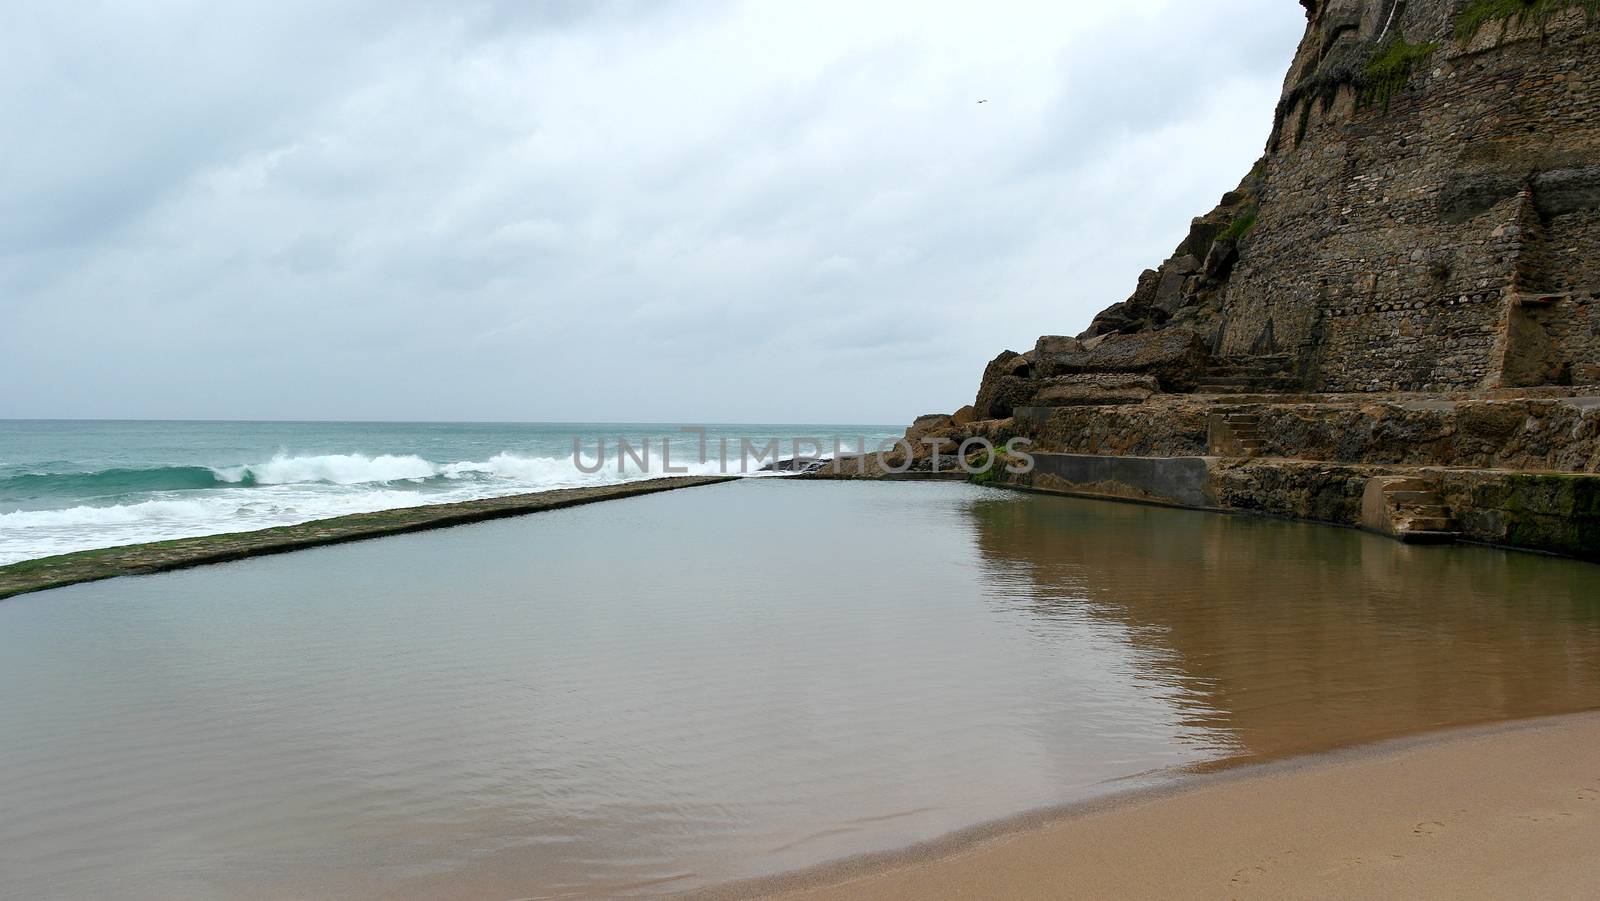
[846,1,1600,561]
[971,0,1600,417]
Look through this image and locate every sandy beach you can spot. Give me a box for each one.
[736,712,1600,900]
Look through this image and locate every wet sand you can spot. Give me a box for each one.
[738,712,1600,900]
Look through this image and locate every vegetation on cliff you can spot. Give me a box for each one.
[1273,0,1600,149]
[1273,32,1438,148]
[1218,207,1259,242]
[1360,37,1440,111]
[1456,0,1600,41]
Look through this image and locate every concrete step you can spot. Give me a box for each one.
[1380,479,1431,494]
[1387,489,1440,505]
[1403,504,1453,518]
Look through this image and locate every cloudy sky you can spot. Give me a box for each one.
[2,1,1304,425]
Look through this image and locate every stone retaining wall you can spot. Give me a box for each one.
[1220,5,1600,393]
[1014,454,1214,509]
[1006,454,1600,562]
[1238,398,1600,470]
[1013,396,1600,471]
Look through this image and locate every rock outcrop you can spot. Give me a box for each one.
[977,0,1600,401]
[857,1,1600,561]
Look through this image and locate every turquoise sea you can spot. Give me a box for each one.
[0,420,900,564]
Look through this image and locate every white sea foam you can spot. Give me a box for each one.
[213,453,441,485]
[0,498,217,528]
[201,449,739,488]
[0,445,752,565]
[439,452,578,482]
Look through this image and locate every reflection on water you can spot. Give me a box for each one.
[1,481,1598,898]
[967,494,1600,761]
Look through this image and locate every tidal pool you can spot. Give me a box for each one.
[3,480,1599,898]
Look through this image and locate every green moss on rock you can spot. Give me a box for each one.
[1271,33,1438,149]
[1218,208,1259,242]
[1360,37,1440,112]
[1479,473,1600,559]
[1456,0,1600,41]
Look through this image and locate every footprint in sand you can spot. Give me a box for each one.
[1578,788,1598,802]
[1412,820,1445,836]
[1230,865,1267,886]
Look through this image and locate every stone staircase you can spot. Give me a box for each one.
[1195,355,1300,394]
[1362,476,1460,544]
[1218,412,1265,457]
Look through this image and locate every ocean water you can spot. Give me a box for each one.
[3,481,1599,898]
[0,420,899,564]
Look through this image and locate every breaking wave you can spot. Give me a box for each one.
[212,453,441,486]
[0,447,741,565]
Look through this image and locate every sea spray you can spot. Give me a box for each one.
[0,421,903,565]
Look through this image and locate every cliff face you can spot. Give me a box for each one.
[860,1,1600,562]
[975,0,1600,414]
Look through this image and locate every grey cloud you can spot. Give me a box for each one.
[1,1,1304,424]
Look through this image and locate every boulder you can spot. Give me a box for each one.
[1035,327,1211,392]
[901,414,960,461]
[1203,236,1240,282]
[905,413,953,442]
[1081,302,1133,338]
[974,351,1041,420]
[950,405,977,427]
[1082,269,1163,338]
[1181,217,1223,262]
[1027,373,1160,407]
[1125,268,1163,317]
[1033,335,1084,378]
[1005,350,1036,377]
[1153,254,1200,315]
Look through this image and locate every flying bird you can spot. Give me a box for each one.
[977,99,988,104]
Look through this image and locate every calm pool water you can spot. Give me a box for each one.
[3,480,1599,898]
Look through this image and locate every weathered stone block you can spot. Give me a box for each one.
[1028,373,1160,407]
[973,351,1041,420]
[1153,255,1201,315]
[1036,327,1211,391]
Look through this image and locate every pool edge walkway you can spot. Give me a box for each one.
[0,475,739,601]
